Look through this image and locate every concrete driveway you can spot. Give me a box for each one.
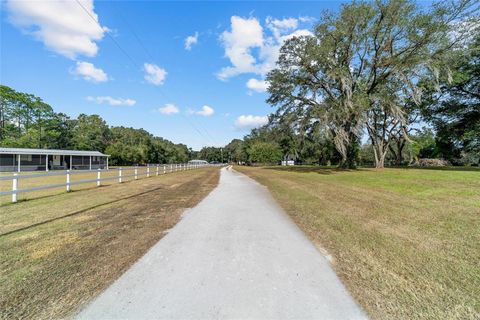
[77,167,367,319]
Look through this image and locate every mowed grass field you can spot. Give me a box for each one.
[0,167,220,319]
[235,166,480,320]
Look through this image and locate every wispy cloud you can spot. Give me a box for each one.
[246,78,269,93]
[87,96,136,106]
[72,61,108,83]
[185,32,199,50]
[144,63,167,86]
[235,115,268,129]
[158,103,179,115]
[195,105,214,116]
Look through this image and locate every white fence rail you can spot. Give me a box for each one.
[1,163,221,203]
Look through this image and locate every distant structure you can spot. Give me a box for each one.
[188,159,208,165]
[281,154,296,166]
[0,148,109,172]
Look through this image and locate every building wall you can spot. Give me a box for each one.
[0,154,108,172]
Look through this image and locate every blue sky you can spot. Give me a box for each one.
[1,0,344,150]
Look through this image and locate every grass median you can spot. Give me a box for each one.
[0,167,220,319]
[235,165,479,320]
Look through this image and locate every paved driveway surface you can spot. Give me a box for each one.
[77,167,367,319]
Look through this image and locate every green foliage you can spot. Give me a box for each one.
[198,146,224,163]
[225,139,246,163]
[0,85,194,165]
[0,85,69,148]
[266,0,477,168]
[410,128,438,160]
[247,141,282,165]
[420,34,480,164]
[71,114,110,152]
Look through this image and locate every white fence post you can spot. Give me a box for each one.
[97,169,101,186]
[163,165,166,174]
[12,173,18,203]
[135,167,138,180]
[66,170,71,192]
[156,165,159,176]
[147,166,150,178]
[119,168,123,183]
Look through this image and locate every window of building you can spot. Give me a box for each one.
[20,154,32,162]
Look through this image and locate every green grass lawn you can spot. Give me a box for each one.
[235,165,480,320]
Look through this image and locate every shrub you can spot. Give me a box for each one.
[415,158,451,167]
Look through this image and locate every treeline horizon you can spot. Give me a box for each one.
[0,85,198,165]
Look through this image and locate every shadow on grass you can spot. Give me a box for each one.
[0,186,100,208]
[260,165,370,175]
[0,184,167,238]
[392,166,480,172]
[254,165,479,174]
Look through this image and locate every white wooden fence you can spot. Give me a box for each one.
[0,163,221,203]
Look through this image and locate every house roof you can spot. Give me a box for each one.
[188,159,208,163]
[0,148,109,157]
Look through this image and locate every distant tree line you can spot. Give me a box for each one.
[223,0,479,167]
[0,85,193,165]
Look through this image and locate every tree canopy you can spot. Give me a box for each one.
[266,0,478,168]
[0,85,194,165]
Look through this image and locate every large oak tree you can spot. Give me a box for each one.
[267,0,477,168]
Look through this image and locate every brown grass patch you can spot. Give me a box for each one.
[0,168,220,319]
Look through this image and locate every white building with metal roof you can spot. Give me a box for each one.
[188,159,208,165]
[0,147,110,172]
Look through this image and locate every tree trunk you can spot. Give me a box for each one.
[338,133,358,169]
[377,153,386,168]
[372,140,389,169]
[396,140,405,165]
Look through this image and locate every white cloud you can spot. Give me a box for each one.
[185,32,199,50]
[246,78,269,92]
[159,103,179,115]
[299,16,316,23]
[87,96,136,106]
[235,115,268,129]
[72,61,108,83]
[196,105,215,116]
[266,17,298,38]
[218,16,312,80]
[217,16,264,80]
[6,0,107,59]
[144,63,167,86]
